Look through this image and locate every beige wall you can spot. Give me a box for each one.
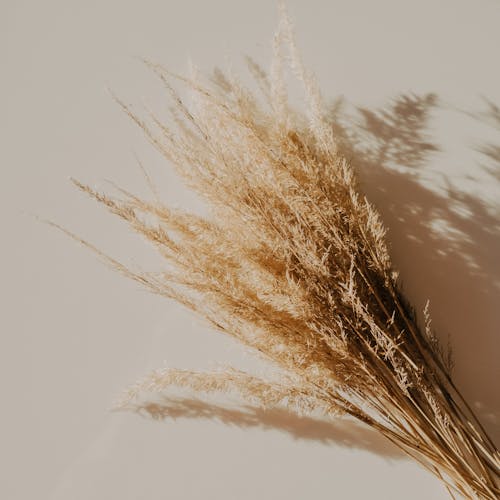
[2,1,499,498]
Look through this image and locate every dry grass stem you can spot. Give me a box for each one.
[70,7,499,499]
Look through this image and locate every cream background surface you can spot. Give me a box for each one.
[2,1,500,499]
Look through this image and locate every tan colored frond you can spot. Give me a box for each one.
[116,367,341,419]
[71,7,500,499]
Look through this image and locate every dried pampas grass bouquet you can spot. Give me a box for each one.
[63,5,499,499]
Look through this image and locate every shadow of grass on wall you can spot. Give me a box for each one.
[329,93,500,446]
[121,397,404,460]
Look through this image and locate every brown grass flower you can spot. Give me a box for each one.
[65,6,499,498]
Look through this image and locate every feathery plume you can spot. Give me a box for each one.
[71,8,499,499]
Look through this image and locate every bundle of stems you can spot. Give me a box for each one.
[72,9,499,499]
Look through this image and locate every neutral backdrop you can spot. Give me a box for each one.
[2,1,499,499]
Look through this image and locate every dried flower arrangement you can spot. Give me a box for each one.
[59,5,499,499]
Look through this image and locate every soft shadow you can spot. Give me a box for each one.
[474,97,500,182]
[123,397,404,459]
[328,94,500,445]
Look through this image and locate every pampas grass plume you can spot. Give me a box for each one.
[63,6,499,498]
